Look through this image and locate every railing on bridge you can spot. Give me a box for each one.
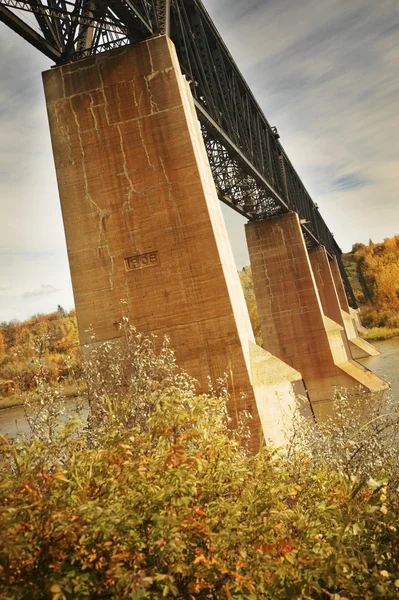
[0,0,357,306]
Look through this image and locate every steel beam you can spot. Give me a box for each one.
[0,4,61,59]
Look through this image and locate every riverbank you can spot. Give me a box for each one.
[363,327,399,342]
[0,384,80,410]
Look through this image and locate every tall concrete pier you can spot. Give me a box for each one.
[246,213,387,403]
[43,36,306,449]
[309,247,380,360]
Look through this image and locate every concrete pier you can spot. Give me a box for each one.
[246,213,387,404]
[329,257,380,358]
[43,36,307,449]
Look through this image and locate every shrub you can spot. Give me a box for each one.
[1,326,399,599]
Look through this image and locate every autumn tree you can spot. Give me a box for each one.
[351,236,399,329]
[0,332,5,365]
[0,309,80,396]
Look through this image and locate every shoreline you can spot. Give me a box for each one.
[363,329,399,342]
[0,385,80,411]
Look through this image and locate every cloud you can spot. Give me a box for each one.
[331,175,368,192]
[23,284,60,299]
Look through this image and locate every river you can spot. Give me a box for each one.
[358,337,399,399]
[0,398,87,438]
[0,338,398,437]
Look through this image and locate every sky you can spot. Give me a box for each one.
[0,0,398,322]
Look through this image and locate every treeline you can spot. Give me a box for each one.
[0,307,80,397]
[342,236,399,330]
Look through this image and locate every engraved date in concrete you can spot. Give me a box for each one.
[125,251,159,271]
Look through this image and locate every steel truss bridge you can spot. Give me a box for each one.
[0,0,357,305]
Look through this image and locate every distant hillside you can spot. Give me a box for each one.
[342,236,399,330]
[0,307,80,398]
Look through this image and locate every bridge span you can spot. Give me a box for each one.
[0,0,387,448]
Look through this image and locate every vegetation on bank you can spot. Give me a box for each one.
[362,327,399,342]
[342,236,399,339]
[0,307,80,406]
[1,323,399,599]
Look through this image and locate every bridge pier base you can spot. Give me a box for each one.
[246,213,387,405]
[330,258,380,358]
[43,36,307,449]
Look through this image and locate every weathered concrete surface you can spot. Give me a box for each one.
[249,342,309,447]
[330,258,351,313]
[342,311,380,358]
[246,213,388,403]
[308,246,346,327]
[308,245,379,359]
[350,307,369,336]
[329,258,380,358]
[43,36,305,450]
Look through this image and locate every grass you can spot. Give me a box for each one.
[363,327,399,342]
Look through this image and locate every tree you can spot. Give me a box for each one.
[0,331,5,364]
[343,236,399,331]
[57,305,67,318]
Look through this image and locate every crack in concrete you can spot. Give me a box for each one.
[131,77,143,119]
[146,40,155,74]
[89,92,99,138]
[137,119,156,171]
[69,94,113,292]
[144,75,159,114]
[98,244,115,291]
[146,67,174,81]
[60,68,66,98]
[116,83,122,122]
[97,66,111,126]
[159,156,172,186]
[117,123,138,245]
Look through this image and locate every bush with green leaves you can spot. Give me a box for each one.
[1,324,399,599]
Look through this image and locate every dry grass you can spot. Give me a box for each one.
[363,327,399,341]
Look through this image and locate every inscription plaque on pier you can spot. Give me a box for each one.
[125,251,159,271]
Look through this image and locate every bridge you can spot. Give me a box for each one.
[0,0,355,301]
[0,0,387,448]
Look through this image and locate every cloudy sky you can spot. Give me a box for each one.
[0,0,398,322]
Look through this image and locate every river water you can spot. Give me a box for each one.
[359,338,399,399]
[0,399,87,438]
[1,338,398,437]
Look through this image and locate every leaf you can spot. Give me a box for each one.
[50,584,62,600]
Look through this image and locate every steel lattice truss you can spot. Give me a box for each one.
[0,0,357,305]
